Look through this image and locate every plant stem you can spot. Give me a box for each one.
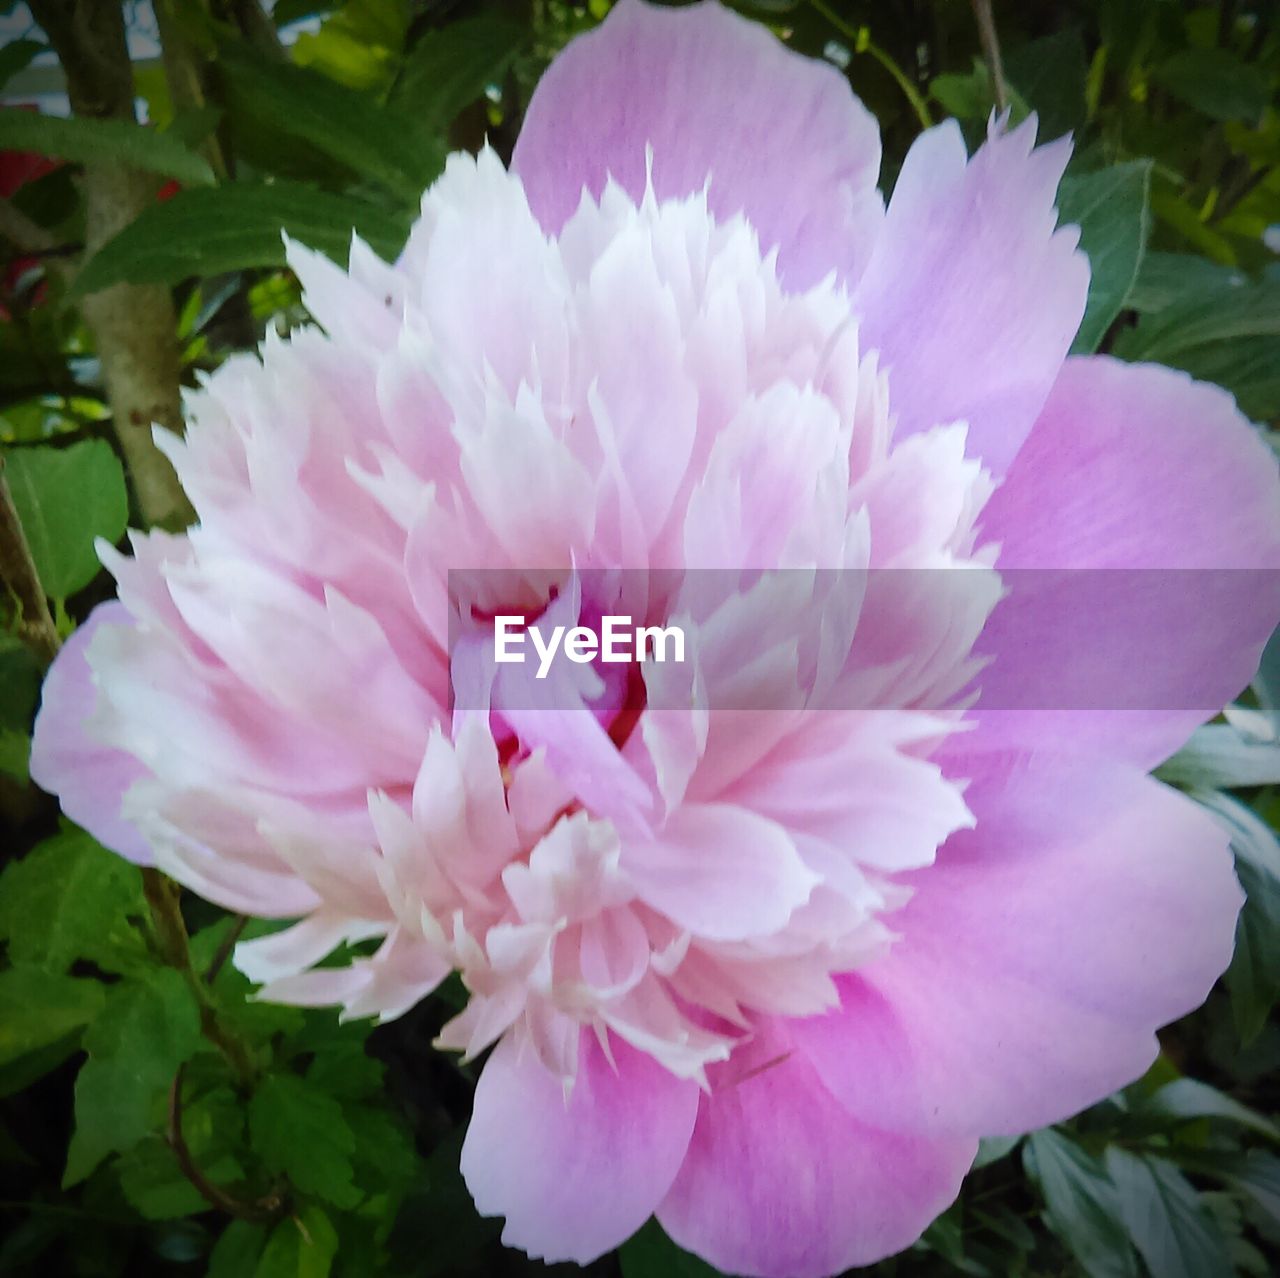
[168,1065,287,1222]
[0,460,61,667]
[28,0,193,529]
[969,0,1008,115]
[141,868,258,1089]
[809,0,933,132]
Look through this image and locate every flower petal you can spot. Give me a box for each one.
[513,0,883,290]
[623,803,819,941]
[29,602,152,865]
[793,754,1243,1138]
[854,117,1088,474]
[461,1027,699,1263]
[657,1022,975,1278]
[967,355,1280,769]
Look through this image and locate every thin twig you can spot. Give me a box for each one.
[809,0,933,132]
[970,0,1008,114]
[168,1065,286,1222]
[204,914,249,983]
[0,459,61,668]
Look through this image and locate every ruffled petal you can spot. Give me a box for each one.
[460,1027,699,1263]
[965,355,1280,769]
[854,117,1088,474]
[29,602,152,865]
[657,1022,975,1278]
[793,755,1243,1139]
[513,0,883,290]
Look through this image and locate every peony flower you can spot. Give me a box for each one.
[31,2,1280,1274]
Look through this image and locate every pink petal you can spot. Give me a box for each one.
[461,1027,699,1263]
[657,1022,975,1278]
[854,117,1088,474]
[513,0,883,290]
[793,755,1243,1139]
[965,356,1280,769]
[29,602,152,865]
[623,803,819,941]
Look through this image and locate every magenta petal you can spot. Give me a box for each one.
[854,117,1088,474]
[657,1023,975,1278]
[793,755,1243,1139]
[966,355,1280,769]
[29,602,153,865]
[513,0,883,290]
[461,1028,699,1263]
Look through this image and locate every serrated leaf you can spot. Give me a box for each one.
[1140,1078,1279,1141]
[217,40,439,199]
[3,440,127,599]
[0,827,148,975]
[391,15,526,130]
[116,1135,242,1219]
[0,112,215,186]
[1058,160,1151,353]
[63,968,203,1185]
[249,1073,360,1208]
[1025,1129,1138,1278]
[74,181,410,295]
[1104,1149,1234,1278]
[255,1206,337,1278]
[0,965,104,1066]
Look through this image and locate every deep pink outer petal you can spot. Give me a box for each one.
[461,1028,699,1264]
[965,355,1280,769]
[657,1023,976,1278]
[853,117,1088,475]
[792,754,1243,1140]
[512,0,883,290]
[29,602,153,865]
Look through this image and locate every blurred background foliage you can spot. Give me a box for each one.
[0,0,1279,1275]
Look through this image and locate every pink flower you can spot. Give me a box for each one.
[31,2,1280,1274]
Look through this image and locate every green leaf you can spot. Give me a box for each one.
[1196,792,1280,1043]
[0,39,43,91]
[1154,49,1269,124]
[1104,1149,1234,1278]
[2,440,128,599]
[1112,277,1280,420]
[0,827,148,975]
[0,728,29,782]
[217,40,440,199]
[1024,1129,1138,1278]
[0,112,215,186]
[1157,723,1280,790]
[1126,251,1245,314]
[973,1134,1022,1169]
[619,1218,721,1278]
[64,968,203,1185]
[116,1134,242,1219]
[1058,160,1151,353]
[209,1221,268,1278]
[1139,1077,1279,1141]
[74,181,410,295]
[1005,29,1087,140]
[0,965,104,1067]
[256,1206,337,1278]
[391,16,526,130]
[0,631,40,732]
[249,1073,360,1208]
